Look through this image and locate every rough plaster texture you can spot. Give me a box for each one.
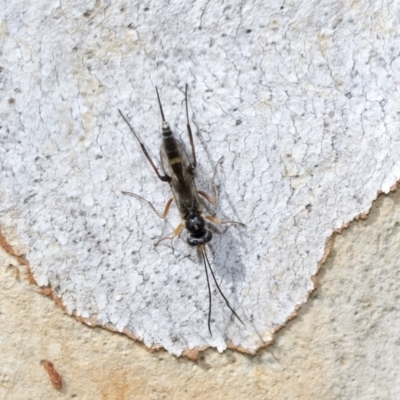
[1,185,400,398]
[1,0,400,355]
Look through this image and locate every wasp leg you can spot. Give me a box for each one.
[118,110,171,183]
[154,222,184,247]
[185,84,197,171]
[198,156,225,205]
[122,192,174,220]
[205,215,246,227]
[198,190,216,205]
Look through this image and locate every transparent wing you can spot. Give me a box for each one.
[160,139,191,178]
[160,139,202,217]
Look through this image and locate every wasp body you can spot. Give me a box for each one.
[119,85,244,333]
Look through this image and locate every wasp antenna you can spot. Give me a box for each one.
[202,246,245,326]
[200,246,213,335]
[155,86,166,122]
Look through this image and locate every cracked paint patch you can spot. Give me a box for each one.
[1,0,400,355]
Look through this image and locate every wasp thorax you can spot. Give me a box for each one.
[186,211,212,246]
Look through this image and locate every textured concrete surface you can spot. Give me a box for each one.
[2,0,400,354]
[1,186,399,399]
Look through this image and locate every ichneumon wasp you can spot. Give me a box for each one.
[119,84,244,334]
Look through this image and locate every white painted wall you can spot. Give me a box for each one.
[1,0,399,360]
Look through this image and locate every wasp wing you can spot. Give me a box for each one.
[160,139,203,218]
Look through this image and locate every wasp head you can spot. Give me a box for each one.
[185,210,212,246]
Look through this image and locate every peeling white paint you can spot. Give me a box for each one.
[1,0,400,355]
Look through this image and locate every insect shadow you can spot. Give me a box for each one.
[119,84,245,334]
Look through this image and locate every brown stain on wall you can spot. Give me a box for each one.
[41,360,63,391]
